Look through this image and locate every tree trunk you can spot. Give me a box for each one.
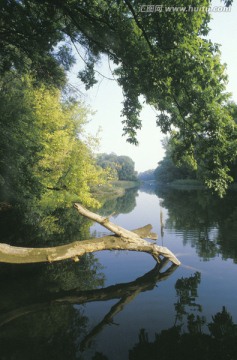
[0,203,181,266]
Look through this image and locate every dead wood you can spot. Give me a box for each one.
[74,203,181,265]
[0,204,181,266]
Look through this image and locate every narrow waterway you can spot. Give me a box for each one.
[1,185,237,359]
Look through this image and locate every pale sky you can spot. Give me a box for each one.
[69,1,237,173]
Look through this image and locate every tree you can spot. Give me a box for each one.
[97,153,137,181]
[0,0,236,195]
[0,73,42,203]
[225,102,237,181]
[31,82,104,208]
[0,72,104,208]
[154,136,197,183]
[116,155,137,181]
[138,170,155,182]
[96,153,120,181]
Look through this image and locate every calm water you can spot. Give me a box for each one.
[1,185,237,359]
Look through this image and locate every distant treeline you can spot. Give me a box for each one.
[138,170,156,182]
[96,153,137,182]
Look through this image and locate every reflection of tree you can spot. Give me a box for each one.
[139,182,157,194]
[129,307,237,360]
[174,272,202,325]
[0,203,93,247]
[0,251,104,360]
[98,188,138,217]
[208,306,237,339]
[0,302,88,360]
[0,260,178,358]
[92,352,109,360]
[0,254,105,316]
[129,272,237,360]
[78,260,177,350]
[155,187,237,263]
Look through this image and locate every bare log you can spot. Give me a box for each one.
[74,203,181,265]
[0,204,181,266]
[0,225,157,264]
[74,203,150,241]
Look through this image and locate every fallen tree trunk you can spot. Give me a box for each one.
[74,203,180,265]
[0,204,181,266]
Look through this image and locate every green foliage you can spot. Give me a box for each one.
[117,155,137,181]
[96,153,119,182]
[155,157,197,183]
[154,137,197,183]
[1,0,237,194]
[0,0,67,86]
[0,72,105,209]
[225,102,237,182]
[0,73,43,202]
[97,153,137,181]
[32,84,104,208]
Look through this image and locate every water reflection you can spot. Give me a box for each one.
[174,272,202,325]
[129,306,237,360]
[0,257,105,312]
[1,264,236,360]
[97,188,138,217]
[1,186,237,359]
[155,187,237,262]
[0,260,177,359]
[129,272,237,360]
[0,204,93,247]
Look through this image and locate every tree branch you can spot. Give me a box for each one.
[123,0,155,55]
[0,204,181,266]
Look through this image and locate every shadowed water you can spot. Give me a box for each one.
[1,185,237,359]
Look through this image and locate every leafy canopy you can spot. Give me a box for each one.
[0,0,236,195]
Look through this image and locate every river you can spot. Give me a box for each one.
[0,185,237,359]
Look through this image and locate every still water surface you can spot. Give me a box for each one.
[1,185,237,359]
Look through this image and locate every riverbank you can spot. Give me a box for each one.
[94,179,237,203]
[148,179,237,192]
